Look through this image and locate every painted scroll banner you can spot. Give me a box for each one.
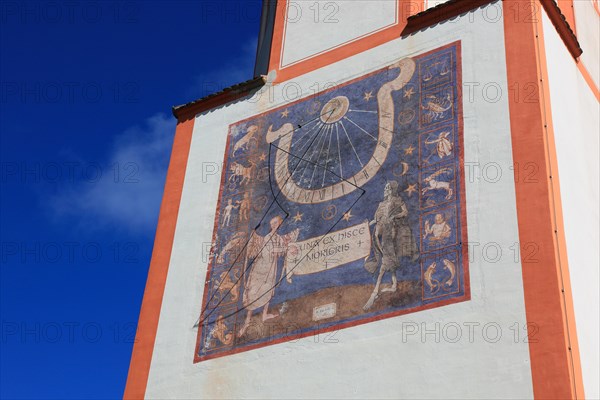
[284,221,371,277]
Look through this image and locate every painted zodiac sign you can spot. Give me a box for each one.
[308,100,321,115]
[216,231,247,263]
[425,131,453,160]
[237,192,251,221]
[233,125,258,156]
[252,195,268,212]
[424,262,440,292]
[422,168,453,200]
[423,66,434,82]
[213,270,240,302]
[256,166,270,182]
[423,213,452,242]
[398,109,416,125]
[221,199,239,227]
[229,160,256,186]
[423,60,450,82]
[439,61,450,76]
[321,204,337,220]
[424,258,456,295]
[442,258,456,287]
[211,315,233,345]
[421,93,452,123]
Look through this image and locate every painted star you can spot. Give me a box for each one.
[404,183,418,197]
[281,109,290,118]
[292,211,303,222]
[403,87,415,99]
[258,153,267,161]
[404,145,416,155]
[363,91,373,101]
[342,210,353,222]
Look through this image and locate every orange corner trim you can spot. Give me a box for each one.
[123,117,195,399]
[503,0,585,398]
[576,59,600,102]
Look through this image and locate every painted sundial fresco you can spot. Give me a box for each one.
[195,42,469,362]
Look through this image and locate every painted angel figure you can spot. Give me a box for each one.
[238,216,299,337]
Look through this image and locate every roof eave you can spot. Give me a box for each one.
[172,76,267,122]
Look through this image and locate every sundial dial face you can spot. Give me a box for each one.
[264,58,417,206]
[195,42,470,362]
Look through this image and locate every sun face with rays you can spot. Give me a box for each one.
[320,96,349,124]
[285,94,381,192]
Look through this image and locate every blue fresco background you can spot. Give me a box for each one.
[200,43,467,358]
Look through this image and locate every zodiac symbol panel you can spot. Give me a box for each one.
[196,42,469,361]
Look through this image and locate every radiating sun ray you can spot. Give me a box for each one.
[294,121,323,153]
[296,120,323,140]
[322,126,334,187]
[297,125,328,185]
[288,128,324,177]
[308,125,330,188]
[277,116,320,141]
[340,120,364,168]
[342,116,378,142]
[335,123,343,178]
[348,109,377,113]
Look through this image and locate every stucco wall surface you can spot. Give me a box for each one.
[542,10,600,399]
[280,0,398,67]
[573,0,600,89]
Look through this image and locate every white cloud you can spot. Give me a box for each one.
[48,113,175,235]
[46,38,258,235]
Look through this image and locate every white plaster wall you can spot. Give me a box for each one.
[425,0,452,10]
[573,0,599,88]
[542,10,600,399]
[280,1,398,67]
[145,4,534,398]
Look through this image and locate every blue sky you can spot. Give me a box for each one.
[0,1,260,398]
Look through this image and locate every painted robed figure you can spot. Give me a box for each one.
[238,216,299,336]
[364,181,419,309]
